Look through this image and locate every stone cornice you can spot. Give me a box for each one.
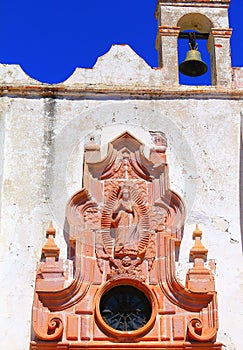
[0,84,242,100]
[158,26,181,36]
[157,0,230,8]
[211,28,233,38]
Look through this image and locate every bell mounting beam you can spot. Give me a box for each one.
[179,32,209,40]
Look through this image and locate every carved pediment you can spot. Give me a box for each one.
[31,131,221,350]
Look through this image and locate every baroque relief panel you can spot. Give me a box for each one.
[30,131,222,350]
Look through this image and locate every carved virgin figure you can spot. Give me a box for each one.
[98,183,152,278]
[111,187,139,256]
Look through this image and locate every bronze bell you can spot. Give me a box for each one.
[179,49,208,77]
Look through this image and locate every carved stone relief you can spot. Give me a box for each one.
[30,131,222,350]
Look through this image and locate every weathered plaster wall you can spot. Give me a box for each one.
[157,6,229,28]
[232,68,243,89]
[0,46,242,350]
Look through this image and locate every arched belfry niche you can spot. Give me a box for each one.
[178,13,213,33]
[30,131,223,350]
[177,13,213,85]
[155,0,232,86]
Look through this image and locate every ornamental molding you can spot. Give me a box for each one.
[1,84,243,99]
[31,131,222,349]
[157,0,230,8]
[158,26,181,37]
[211,28,233,38]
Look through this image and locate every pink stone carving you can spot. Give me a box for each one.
[30,131,222,350]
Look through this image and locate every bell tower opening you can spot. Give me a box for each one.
[178,30,211,85]
[177,13,212,85]
[155,0,232,87]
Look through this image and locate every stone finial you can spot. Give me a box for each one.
[46,220,56,236]
[41,221,60,259]
[150,131,167,164]
[186,225,214,292]
[84,135,100,152]
[36,221,64,291]
[84,135,101,165]
[190,224,208,262]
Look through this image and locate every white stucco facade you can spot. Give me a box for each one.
[0,1,243,349]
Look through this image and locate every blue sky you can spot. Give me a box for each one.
[0,0,242,84]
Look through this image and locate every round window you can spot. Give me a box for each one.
[99,285,152,332]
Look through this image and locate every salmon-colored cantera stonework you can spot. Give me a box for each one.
[31,131,222,350]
